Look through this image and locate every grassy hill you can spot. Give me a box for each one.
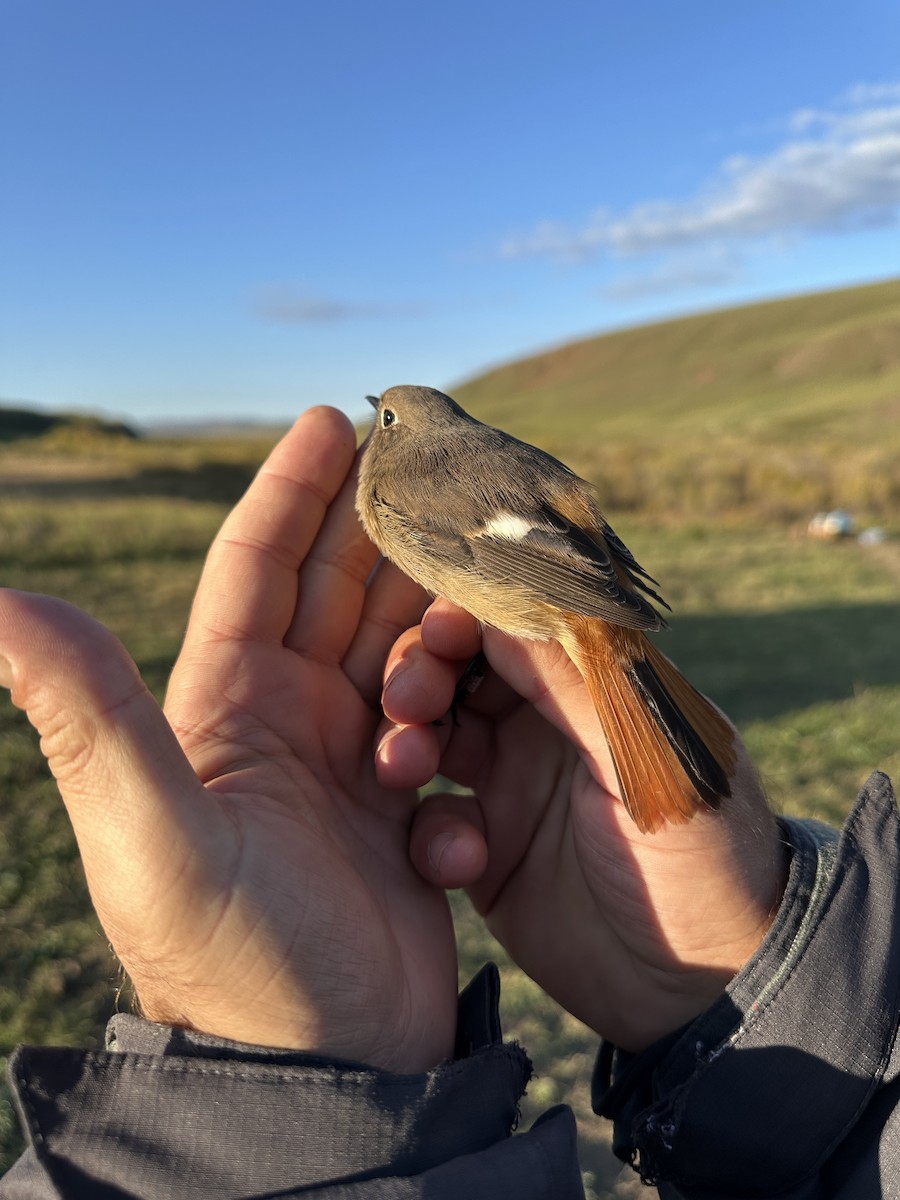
[454,276,900,440]
[453,276,900,522]
[0,405,137,444]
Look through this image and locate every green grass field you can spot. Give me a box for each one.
[2,278,899,1195]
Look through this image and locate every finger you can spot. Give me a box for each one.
[374,718,442,790]
[408,792,488,890]
[428,611,611,776]
[283,455,379,660]
[381,625,464,726]
[376,703,497,795]
[420,599,483,661]
[341,560,430,706]
[185,407,357,651]
[422,600,588,728]
[0,590,209,938]
[377,617,516,793]
[383,606,523,732]
[375,621,499,791]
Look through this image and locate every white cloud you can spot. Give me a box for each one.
[840,81,900,107]
[600,249,743,300]
[501,83,900,264]
[252,284,428,324]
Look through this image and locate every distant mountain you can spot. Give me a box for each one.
[142,419,290,439]
[0,405,138,443]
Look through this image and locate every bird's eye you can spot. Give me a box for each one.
[381,408,396,428]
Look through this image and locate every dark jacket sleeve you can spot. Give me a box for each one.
[1,965,585,1199]
[594,770,900,1199]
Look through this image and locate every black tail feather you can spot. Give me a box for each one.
[629,656,731,807]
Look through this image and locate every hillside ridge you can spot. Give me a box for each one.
[452,276,900,449]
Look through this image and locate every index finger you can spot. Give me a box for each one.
[183,406,358,650]
[382,600,518,726]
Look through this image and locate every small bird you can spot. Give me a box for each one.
[356,385,735,833]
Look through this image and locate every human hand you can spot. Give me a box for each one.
[0,408,458,1073]
[377,601,787,1052]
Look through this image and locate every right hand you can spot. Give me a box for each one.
[377,600,788,1052]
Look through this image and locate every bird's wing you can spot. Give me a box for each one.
[465,506,665,631]
[366,464,667,631]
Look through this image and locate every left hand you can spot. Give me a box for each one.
[0,408,459,1072]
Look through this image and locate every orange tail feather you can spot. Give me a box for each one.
[562,615,736,833]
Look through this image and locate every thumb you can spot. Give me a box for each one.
[0,589,206,940]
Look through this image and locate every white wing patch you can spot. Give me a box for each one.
[478,512,537,542]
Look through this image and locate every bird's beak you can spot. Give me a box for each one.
[365,394,380,410]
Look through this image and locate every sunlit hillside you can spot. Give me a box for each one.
[452,276,900,522]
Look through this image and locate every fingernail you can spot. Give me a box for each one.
[382,662,404,692]
[426,832,456,882]
[0,656,13,689]
[375,725,400,762]
[381,664,407,711]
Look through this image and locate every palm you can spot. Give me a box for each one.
[160,638,457,1070]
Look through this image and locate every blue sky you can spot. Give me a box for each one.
[3,0,900,427]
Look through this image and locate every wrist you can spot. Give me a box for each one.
[607,791,789,1052]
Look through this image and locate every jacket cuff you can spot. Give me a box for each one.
[6,965,585,1198]
[593,771,900,1194]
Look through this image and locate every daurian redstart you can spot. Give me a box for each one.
[356,385,735,833]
